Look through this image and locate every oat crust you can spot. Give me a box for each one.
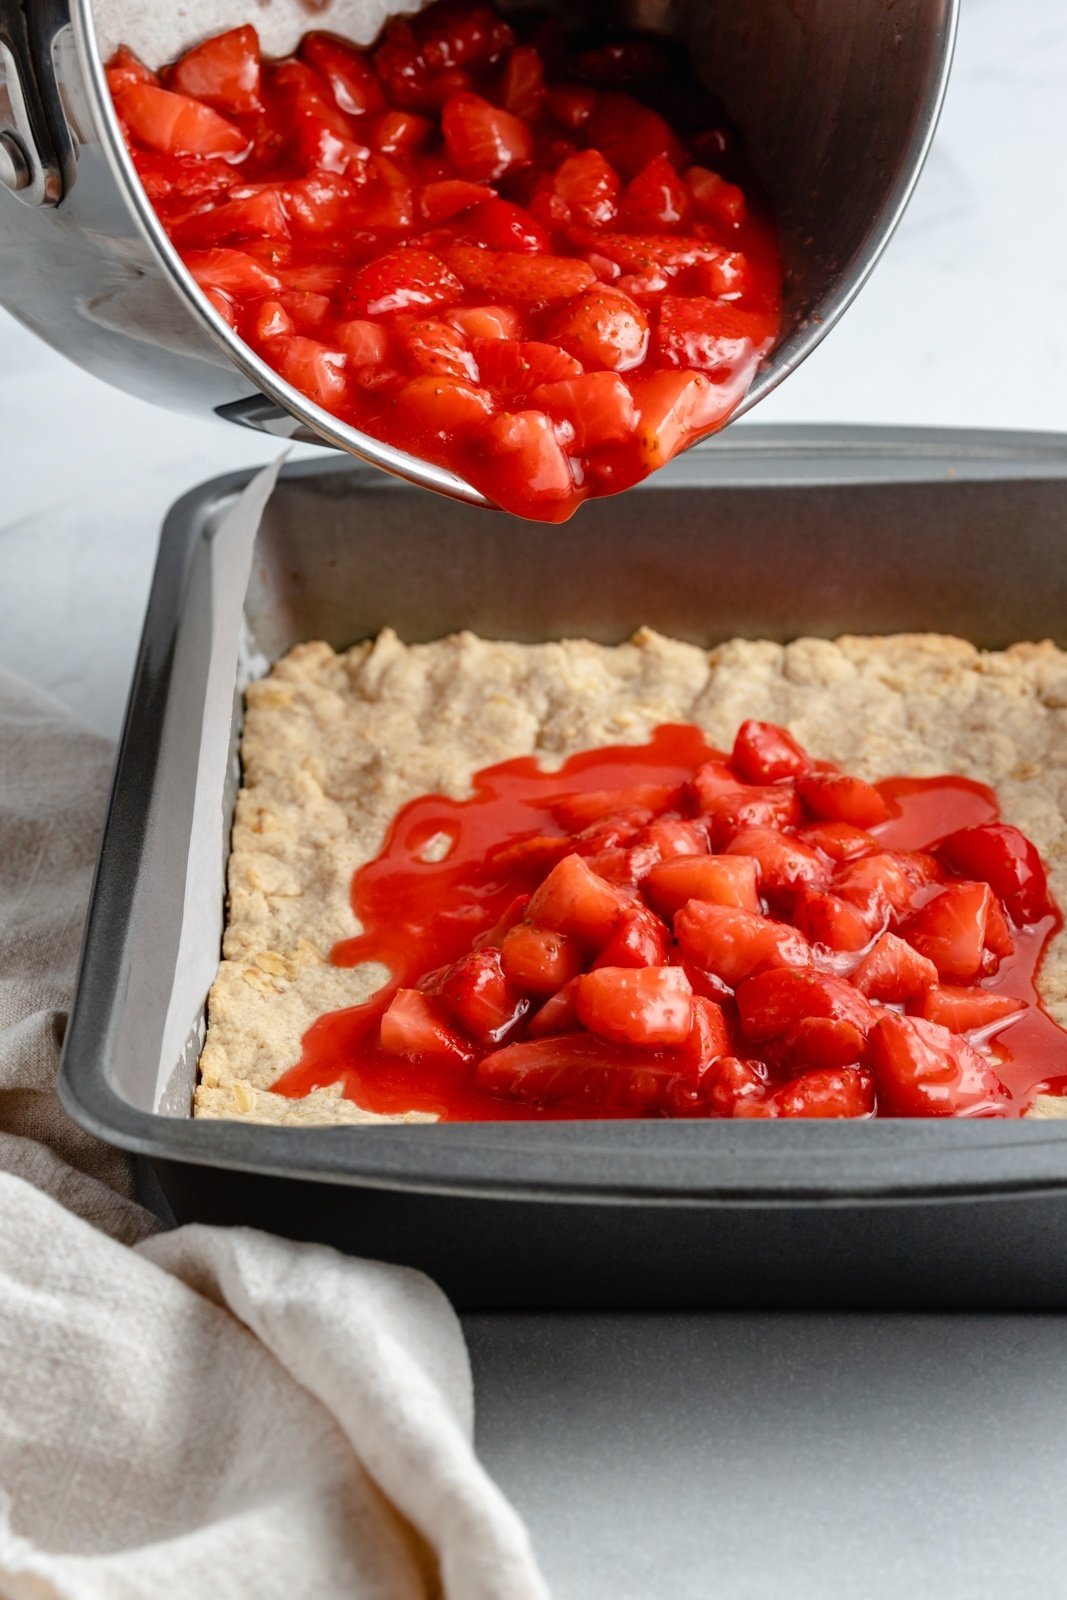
[195,630,1067,1125]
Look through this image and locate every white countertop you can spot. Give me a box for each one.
[3,1,1067,1594]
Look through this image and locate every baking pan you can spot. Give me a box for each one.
[60,425,1067,1310]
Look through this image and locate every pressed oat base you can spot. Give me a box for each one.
[196,630,1067,1126]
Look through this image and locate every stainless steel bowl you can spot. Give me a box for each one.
[0,0,958,508]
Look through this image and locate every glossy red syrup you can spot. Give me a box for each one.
[273,724,1066,1119]
[108,6,781,522]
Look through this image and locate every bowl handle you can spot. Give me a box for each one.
[0,0,68,207]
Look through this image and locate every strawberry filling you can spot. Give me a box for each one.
[107,6,781,522]
[272,720,1067,1120]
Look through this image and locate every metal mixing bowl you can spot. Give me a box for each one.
[0,0,958,508]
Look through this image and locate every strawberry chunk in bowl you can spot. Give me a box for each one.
[271,719,1067,1122]
[108,3,782,521]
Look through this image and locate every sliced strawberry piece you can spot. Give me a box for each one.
[675,902,811,986]
[903,882,992,983]
[106,44,158,97]
[637,816,710,861]
[525,852,628,948]
[526,976,582,1037]
[117,84,248,159]
[784,1017,867,1071]
[336,319,390,365]
[725,828,829,898]
[551,784,679,831]
[439,947,530,1047]
[393,375,494,435]
[501,923,584,996]
[792,888,874,953]
[628,370,726,468]
[477,1032,670,1111]
[584,92,687,179]
[796,822,878,862]
[474,338,583,397]
[869,1014,1010,1117]
[548,285,650,372]
[499,43,546,119]
[547,85,597,130]
[281,174,362,236]
[685,165,746,228]
[184,247,281,297]
[530,373,637,450]
[372,18,430,110]
[656,295,774,376]
[172,186,290,248]
[252,298,294,342]
[480,409,575,509]
[592,904,670,969]
[731,720,811,784]
[380,988,477,1064]
[369,108,433,155]
[798,773,892,828]
[276,337,348,408]
[912,983,1025,1033]
[345,249,462,318]
[852,932,939,1001]
[572,229,739,278]
[691,765,802,841]
[984,897,1015,959]
[442,90,533,179]
[737,1066,875,1119]
[701,1055,769,1116]
[736,967,876,1043]
[937,822,1054,926]
[397,318,478,381]
[548,149,620,227]
[447,303,520,340]
[833,853,919,922]
[577,965,693,1048]
[168,25,262,115]
[458,197,550,253]
[440,245,596,303]
[679,996,731,1073]
[417,2,514,73]
[301,32,386,116]
[618,155,690,231]
[420,178,494,224]
[645,854,760,918]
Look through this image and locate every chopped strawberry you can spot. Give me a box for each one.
[548,286,650,372]
[628,370,726,468]
[336,319,390,365]
[499,43,546,120]
[735,967,876,1043]
[700,1055,769,1116]
[168,25,262,115]
[685,165,746,228]
[903,882,993,982]
[691,766,802,841]
[459,197,550,252]
[551,784,678,831]
[481,409,575,508]
[184,247,281,297]
[172,185,290,247]
[736,1066,875,1119]
[548,149,620,227]
[116,84,248,159]
[446,303,519,340]
[380,988,477,1063]
[442,91,533,179]
[798,773,892,828]
[833,852,919,921]
[474,338,583,396]
[420,178,494,223]
[530,372,636,450]
[584,92,687,179]
[547,84,597,130]
[637,816,710,860]
[577,965,693,1048]
[417,2,514,74]
[937,822,1053,925]
[281,174,361,236]
[984,896,1015,959]
[869,1014,1010,1117]
[439,948,530,1046]
[725,828,829,898]
[675,902,811,986]
[300,32,386,116]
[912,984,1025,1033]
[796,823,877,862]
[370,108,434,155]
[526,976,581,1037]
[593,904,671,969]
[852,932,939,1001]
[791,888,874,953]
[476,1032,675,1112]
[440,244,596,303]
[524,852,627,948]
[501,923,584,996]
[392,375,494,435]
[573,229,739,278]
[731,720,811,784]
[645,854,761,918]
[106,45,158,98]
[679,996,731,1072]
[617,155,691,232]
[345,249,462,318]
[276,337,348,408]
[656,295,774,375]
[397,318,478,381]
[784,1017,868,1071]
[253,299,294,341]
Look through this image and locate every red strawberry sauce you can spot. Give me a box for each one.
[273,723,1067,1120]
[108,5,781,522]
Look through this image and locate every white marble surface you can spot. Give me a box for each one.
[3,0,1067,1594]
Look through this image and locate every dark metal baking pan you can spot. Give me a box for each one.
[59,425,1067,1309]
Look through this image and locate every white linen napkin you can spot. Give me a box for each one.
[0,668,549,1600]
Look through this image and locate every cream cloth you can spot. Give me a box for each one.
[0,669,549,1600]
